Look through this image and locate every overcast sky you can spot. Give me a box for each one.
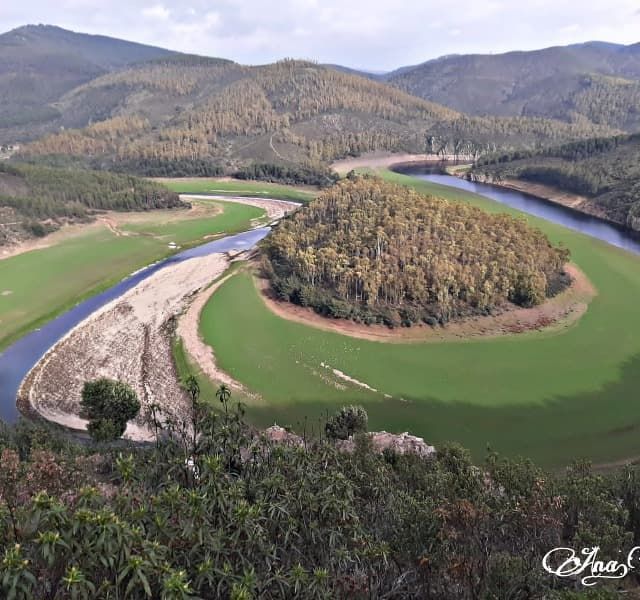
[2,0,640,70]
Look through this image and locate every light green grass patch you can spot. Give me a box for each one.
[0,201,265,351]
[199,169,640,467]
[159,178,315,203]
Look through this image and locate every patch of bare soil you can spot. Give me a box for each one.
[331,152,468,174]
[179,194,300,222]
[20,253,230,441]
[256,263,596,343]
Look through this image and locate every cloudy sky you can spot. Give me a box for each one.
[2,0,640,70]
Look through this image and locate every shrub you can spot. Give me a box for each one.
[80,378,140,442]
[325,405,369,440]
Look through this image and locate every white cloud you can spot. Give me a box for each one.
[3,0,640,70]
[142,4,170,21]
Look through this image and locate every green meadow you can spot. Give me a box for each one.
[160,178,315,203]
[200,170,640,467]
[0,198,264,351]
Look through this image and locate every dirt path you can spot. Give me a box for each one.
[331,152,470,174]
[179,194,300,222]
[255,264,596,343]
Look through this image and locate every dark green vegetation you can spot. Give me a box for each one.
[1,400,639,599]
[264,176,569,325]
[0,25,175,136]
[202,170,640,467]
[325,405,368,440]
[385,41,640,131]
[234,162,339,187]
[473,133,640,230]
[0,162,182,245]
[79,379,140,442]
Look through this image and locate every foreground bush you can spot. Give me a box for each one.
[0,398,639,598]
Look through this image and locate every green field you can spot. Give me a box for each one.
[200,170,640,467]
[0,199,264,351]
[159,178,316,203]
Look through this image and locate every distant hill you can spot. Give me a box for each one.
[470,133,640,230]
[0,26,623,172]
[385,42,640,131]
[13,56,616,173]
[0,24,176,134]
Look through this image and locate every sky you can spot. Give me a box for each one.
[2,0,640,71]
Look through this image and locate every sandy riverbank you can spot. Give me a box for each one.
[255,263,596,343]
[331,152,469,174]
[20,251,231,440]
[18,195,299,439]
[179,194,299,222]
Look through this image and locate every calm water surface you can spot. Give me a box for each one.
[0,227,270,422]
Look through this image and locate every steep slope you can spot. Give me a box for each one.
[386,42,640,130]
[17,58,616,172]
[0,24,176,135]
[470,133,640,230]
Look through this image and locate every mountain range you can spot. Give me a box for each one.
[1,25,638,172]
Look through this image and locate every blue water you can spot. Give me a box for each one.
[404,167,640,256]
[3,170,640,425]
[0,227,270,423]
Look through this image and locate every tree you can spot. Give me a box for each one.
[216,384,231,414]
[325,405,368,440]
[80,378,141,442]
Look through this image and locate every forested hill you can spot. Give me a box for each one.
[264,176,569,326]
[0,25,177,134]
[471,133,640,231]
[14,57,615,174]
[0,163,182,246]
[385,42,640,131]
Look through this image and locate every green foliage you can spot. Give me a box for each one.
[2,405,639,598]
[325,405,369,440]
[235,162,339,187]
[0,162,184,245]
[80,378,141,442]
[265,176,569,324]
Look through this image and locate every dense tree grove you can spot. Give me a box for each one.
[234,162,339,187]
[264,177,569,326]
[0,396,639,599]
[473,133,640,230]
[0,162,183,245]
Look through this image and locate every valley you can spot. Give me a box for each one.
[3,15,640,596]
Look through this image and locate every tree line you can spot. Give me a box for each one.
[264,176,569,326]
[0,162,183,244]
[17,59,616,169]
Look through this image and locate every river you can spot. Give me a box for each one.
[396,164,640,256]
[2,172,640,425]
[0,227,270,423]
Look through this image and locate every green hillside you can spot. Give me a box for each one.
[386,42,640,131]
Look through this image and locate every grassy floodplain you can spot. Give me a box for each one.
[0,196,265,351]
[159,178,315,203]
[200,169,640,468]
